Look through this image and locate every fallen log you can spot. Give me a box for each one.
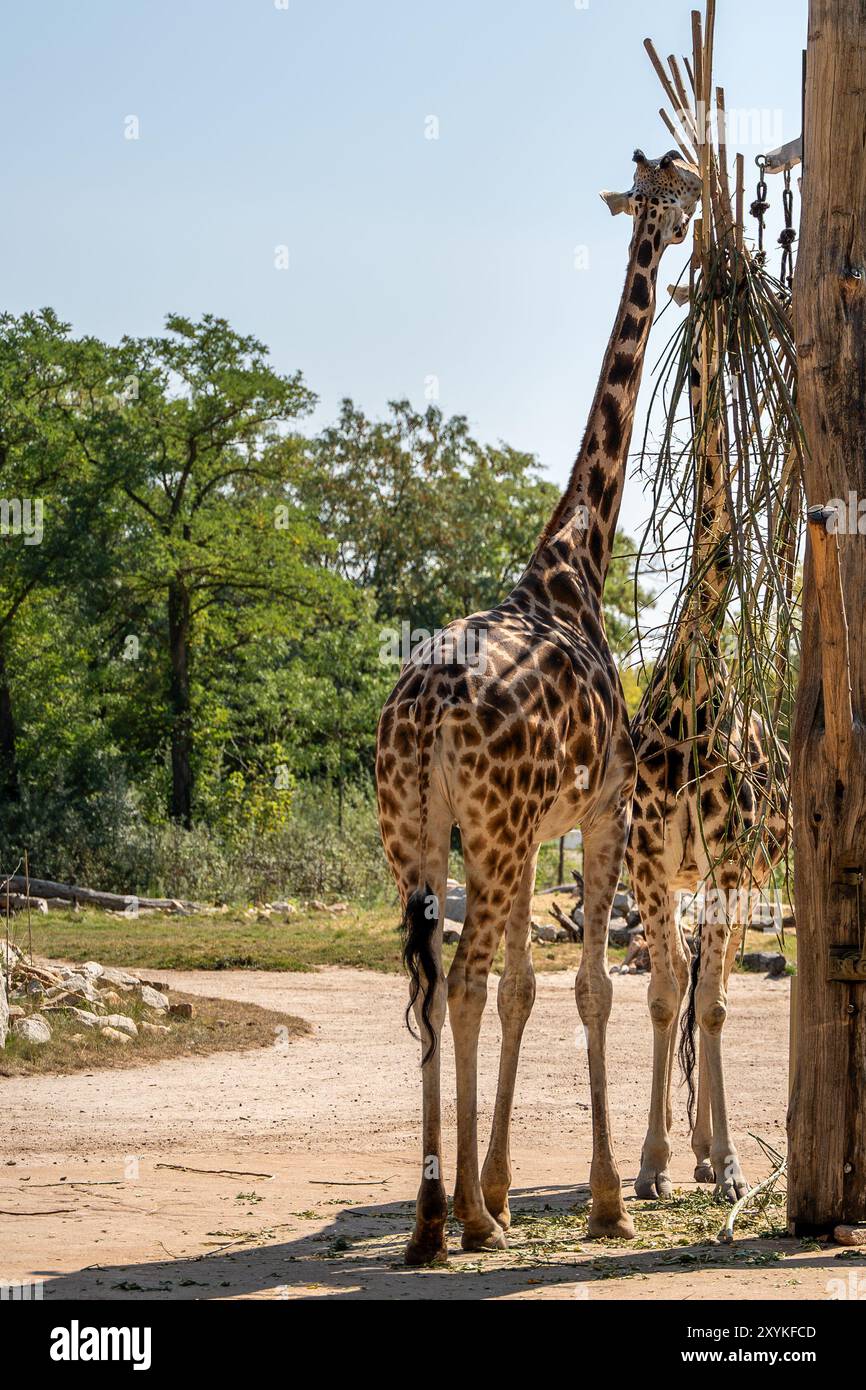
[0,875,197,913]
[0,893,49,914]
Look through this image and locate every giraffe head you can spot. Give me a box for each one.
[600,149,701,247]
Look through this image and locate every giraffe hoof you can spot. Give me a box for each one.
[404,1230,448,1266]
[714,1178,749,1205]
[460,1221,507,1253]
[694,1162,716,1185]
[635,1173,673,1200]
[587,1210,636,1241]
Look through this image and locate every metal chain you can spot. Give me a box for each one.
[750,155,769,264]
[778,167,796,291]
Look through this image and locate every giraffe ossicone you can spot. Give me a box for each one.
[376,151,700,1265]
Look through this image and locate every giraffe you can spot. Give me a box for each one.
[627,324,790,1205]
[376,149,701,1265]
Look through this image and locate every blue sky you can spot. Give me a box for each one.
[3,0,806,541]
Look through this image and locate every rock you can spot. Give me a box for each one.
[100,990,122,1006]
[444,880,467,924]
[138,984,169,1012]
[267,901,296,915]
[442,922,461,945]
[81,961,104,978]
[48,1006,101,1028]
[554,928,573,943]
[833,1224,866,1247]
[741,951,787,976]
[8,1004,25,1020]
[52,973,101,1004]
[169,1002,194,1020]
[98,966,140,990]
[140,1021,170,1036]
[571,907,585,929]
[608,917,632,948]
[26,977,45,998]
[532,923,558,943]
[46,988,104,1011]
[101,1014,138,1038]
[627,909,642,929]
[100,1026,131,1044]
[12,1014,52,1044]
[613,891,631,916]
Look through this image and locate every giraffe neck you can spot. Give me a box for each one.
[532,208,665,593]
[675,343,733,657]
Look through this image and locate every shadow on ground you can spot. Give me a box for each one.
[36,1183,848,1301]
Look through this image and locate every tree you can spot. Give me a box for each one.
[92,313,350,827]
[788,0,866,1232]
[303,398,650,648]
[0,310,116,829]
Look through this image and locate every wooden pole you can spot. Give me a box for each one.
[788,0,866,1233]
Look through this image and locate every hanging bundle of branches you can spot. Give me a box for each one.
[634,2,804,886]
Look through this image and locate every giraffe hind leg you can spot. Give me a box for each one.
[389,791,452,1266]
[634,886,688,1200]
[480,847,539,1230]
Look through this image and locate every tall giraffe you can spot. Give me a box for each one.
[376,150,701,1265]
[627,326,789,1204]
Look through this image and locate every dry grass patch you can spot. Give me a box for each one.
[0,989,310,1078]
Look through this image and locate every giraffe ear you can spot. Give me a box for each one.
[599,190,632,216]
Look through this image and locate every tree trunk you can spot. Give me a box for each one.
[0,639,19,804]
[168,578,193,829]
[788,0,866,1233]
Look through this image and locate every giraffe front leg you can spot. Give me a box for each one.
[634,888,686,1200]
[481,849,538,1230]
[691,1041,715,1184]
[578,812,635,1240]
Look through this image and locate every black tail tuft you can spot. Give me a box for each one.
[678,932,702,1130]
[401,883,439,1065]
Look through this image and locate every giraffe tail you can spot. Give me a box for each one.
[678,932,702,1130]
[401,683,443,1066]
[401,885,439,1066]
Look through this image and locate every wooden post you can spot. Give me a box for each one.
[788,0,866,1233]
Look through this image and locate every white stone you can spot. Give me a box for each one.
[101,1014,138,1038]
[138,985,168,1012]
[12,1014,52,1044]
[100,1026,131,1044]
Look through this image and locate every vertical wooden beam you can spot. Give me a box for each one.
[788,0,866,1233]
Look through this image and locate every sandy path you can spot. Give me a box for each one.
[0,965,850,1300]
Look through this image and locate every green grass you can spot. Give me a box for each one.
[25,906,406,974]
[18,903,796,978]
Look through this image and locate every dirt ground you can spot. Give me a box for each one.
[1,964,856,1300]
